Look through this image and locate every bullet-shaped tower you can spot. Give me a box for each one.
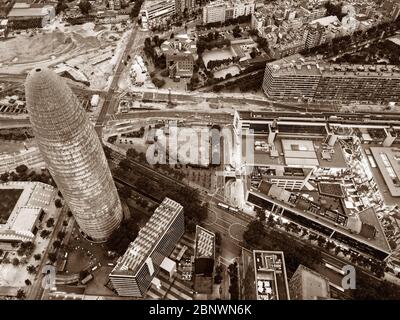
[25,68,123,242]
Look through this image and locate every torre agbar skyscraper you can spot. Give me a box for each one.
[25,68,123,242]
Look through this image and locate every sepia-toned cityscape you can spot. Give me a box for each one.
[0,0,400,304]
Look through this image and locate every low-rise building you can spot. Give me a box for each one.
[0,181,55,243]
[7,1,55,29]
[160,34,197,79]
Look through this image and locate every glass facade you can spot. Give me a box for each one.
[25,68,123,242]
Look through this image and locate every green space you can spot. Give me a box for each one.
[0,189,23,224]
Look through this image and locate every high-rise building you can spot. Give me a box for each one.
[109,198,184,297]
[25,68,123,242]
[289,265,331,300]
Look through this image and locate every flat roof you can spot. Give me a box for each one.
[253,250,290,300]
[111,197,183,276]
[0,182,54,241]
[195,225,215,259]
[8,6,52,17]
[242,135,347,168]
[370,147,400,197]
[290,265,330,300]
[248,189,391,253]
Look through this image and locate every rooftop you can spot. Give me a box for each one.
[268,54,400,78]
[194,225,215,259]
[243,135,347,168]
[110,197,183,276]
[369,147,400,197]
[290,264,330,300]
[248,183,391,254]
[0,181,54,242]
[7,3,53,17]
[253,250,290,300]
[160,34,197,57]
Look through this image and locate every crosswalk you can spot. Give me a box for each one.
[145,235,196,300]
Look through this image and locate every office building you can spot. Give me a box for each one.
[25,68,123,242]
[109,198,184,297]
[289,265,331,300]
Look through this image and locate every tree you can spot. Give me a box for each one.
[34,253,41,261]
[46,218,55,228]
[56,0,68,14]
[12,258,20,266]
[79,269,90,281]
[118,185,132,199]
[78,0,91,15]
[106,218,139,255]
[256,208,266,221]
[15,164,28,175]
[243,220,266,247]
[26,265,36,274]
[214,273,223,284]
[0,172,9,182]
[48,252,57,263]
[57,231,66,240]
[40,229,51,239]
[215,232,222,247]
[62,220,68,227]
[25,279,32,286]
[232,25,242,38]
[16,289,26,300]
[53,240,62,249]
[55,198,63,208]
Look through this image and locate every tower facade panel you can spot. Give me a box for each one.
[25,68,123,242]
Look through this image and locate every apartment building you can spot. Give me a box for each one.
[109,198,184,297]
[202,0,226,24]
[202,0,254,24]
[139,0,176,29]
[262,55,400,103]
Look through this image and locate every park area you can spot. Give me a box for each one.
[214,65,241,79]
[0,189,22,224]
[202,48,235,68]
